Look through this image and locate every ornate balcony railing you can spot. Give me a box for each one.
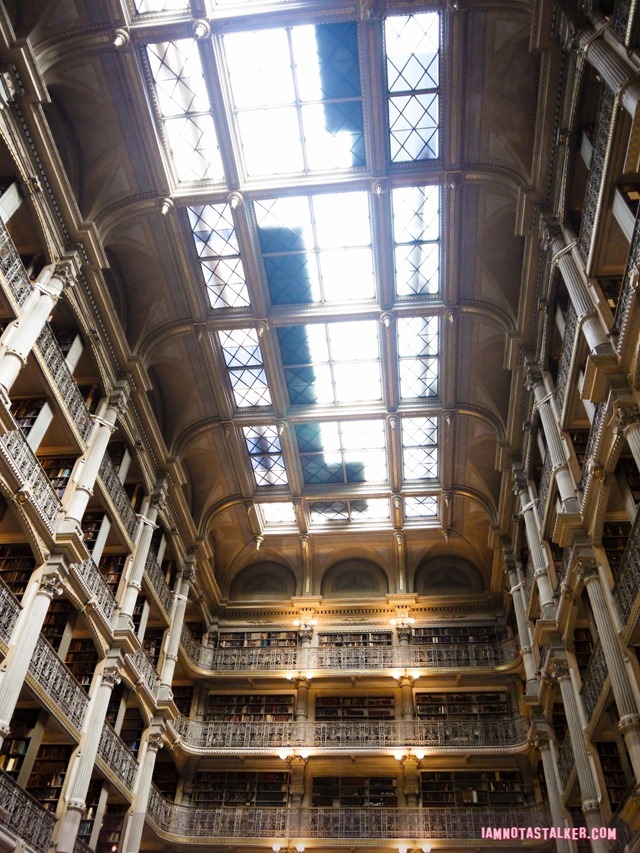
[612,0,634,44]
[98,721,138,791]
[145,550,173,617]
[98,455,138,541]
[0,579,20,643]
[171,716,531,752]
[579,643,607,720]
[146,796,549,841]
[579,401,607,491]
[577,88,616,271]
[615,206,640,349]
[613,512,640,627]
[35,325,92,442]
[536,453,553,523]
[558,545,574,589]
[557,734,575,789]
[180,630,518,673]
[555,305,578,417]
[29,635,88,732]
[73,558,117,626]
[0,220,32,307]
[129,647,160,695]
[0,430,61,532]
[0,770,56,852]
[74,837,93,853]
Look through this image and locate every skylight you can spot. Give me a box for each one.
[188,204,250,308]
[404,495,439,519]
[309,498,390,525]
[218,329,271,408]
[385,13,440,162]
[402,417,438,480]
[397,316,439,399]
[277,321,381,406]
[135,0,188,12]
[223,23,364,176]
[295,420,387,486]
[243,426,288,487]
[392,185,440,296]
[146,40,224,182]
[259,502,297,526]
[254,191,373,305]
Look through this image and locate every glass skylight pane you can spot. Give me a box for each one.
[310,501,349,522]
[385,13,440,163]
[260,502,297,525]
[224,23,364,177]
[309,498,389,524]
[350,498,389,520]
[397,317,439,399]
[219,329,271,408]
[405,495,438,518]
[243,426,288,487]
[135,0,189,13]
[188,204,250,309]
[402,417,438,480]
[255,192,374,305]
[393,185,440,296]
[296,420,386,485]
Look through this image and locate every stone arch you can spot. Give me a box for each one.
[321,558,388,599]
[414,557,485,595]
[229,561,297,601]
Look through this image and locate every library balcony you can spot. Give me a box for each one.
[0,769,57,853]
[97,454,139,546]
[144,549,174,619]
[96,721,138,794]
[146,796,550,845]
[0,429,62,535]
[128,646,160,698]
[71,557,118,629]
[612,512,640,633]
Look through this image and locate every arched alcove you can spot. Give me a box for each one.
[414,557,485,595]
[229,561,297,601]
[321,558,388,598]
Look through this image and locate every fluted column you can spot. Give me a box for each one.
[613,404,640,476]
[158,555,196,701]
[119,479,167,625]
[54,665,122,852]
[503,546,538,692]
[120,731,163,853]
[397,675,415,721]
[579,559,640,780]
[401,754,420,807]
[293,677,311,722]
[525,360,580,514]
[514,468,556,618]
[550,659,608,852]
[0,569,63,744]
[535,732,575,853]
[575,25,640,117]
[549,234,610,352]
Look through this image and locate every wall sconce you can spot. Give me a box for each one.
[272,842,305,853]
[392,749,425,761]
[398,845,431,853]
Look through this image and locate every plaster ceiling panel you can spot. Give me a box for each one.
[180,433,239,531]
[452,416,501,506]
[5,0,104,40]
[456,313,510,425]
[461,11,539,180]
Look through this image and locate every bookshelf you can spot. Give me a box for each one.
[412,625,504,644]
[125,481,144,513]
[318,632,392,647]
[142,628,165,666]
[552,702,568,742]
[597,742,629,810]
[95,804,127,853]
[26,744,73,810]
[172,686,194,716]
[315,696,394,720]
[119,707,144,755]
[569,430,590,467]
[0,544,36,599]
[415,692,510,720]
[311,776,397,807]
[205,694,295,722]
[105,683,124,727]
[81,512,105,550]
[37,455,76,498]
[573,627,594,675]
[153,761,178,797]
[420,770,524,807]
[98,553,127,597]
[218,631,298,648]
[132,596,146,633]
[619,457,640,503]
[602,521,632,583]
[12,397,47,436]
[65,639,99,692]
[78,778,103,845]
[191,771,289,807]
[78,384,100,414]
[41,598,72,649]
[0,708,39,778]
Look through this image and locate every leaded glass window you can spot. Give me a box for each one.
[402,416,438,480]
[219,329,271,407]
[259,502,297,526]
[295,420,387,485]
[397,316,439,399]
[188,204,250,308]
[309,498,390,525]
[404,495,439,518]
[135,0,189,12]
[244,426,288,486]
[392,185,440,296]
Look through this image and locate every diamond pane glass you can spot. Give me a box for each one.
[385,13,440,163]
[146,40,223,181]
[405,495,439,518]
[309,498,389,524]
[188,204,250,308]
[260,502,297,525]
[255,192,374,305]
[397,317,439,399]
[296,420,386,485]
[219,329,271,407]
[135,0,189,12]
[402,416,438,480]
[224,23,364,176]
[277,321,381,405]
[243,426,288,487]
[393,185,440,296]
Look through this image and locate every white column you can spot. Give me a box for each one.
[0,569,64,745]
[503,550,538,693]
[535,732,575,853]
[53,665,122,853]
[119,731,164,853]
[514,469,556,619]
[158,556,196,701]
[0,263,73,399]
[613,404,640,475]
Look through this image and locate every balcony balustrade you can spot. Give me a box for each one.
[171,716,530,752]
[0,578,20,644]
[0,429,61,532]
[536,453,553,524]
[129,647,160,696]
[146,791,548,842]
[0,220,32,307]
[579,401,607,493]
[613,512,640,628]
[97,720,139,791]
[73,558,117,626]
[28,635,88,733]
[612,0,633,44]
[180,626,518,673]
[97,455,138,542]
[615,206,640,349]
[555,305,578,417]
[579,643,607,720]
[144,550,173,617]
[74,838,93,853]
[0,769,56,852]
[557,734,575,790]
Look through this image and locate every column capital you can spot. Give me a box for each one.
[107,382,130,416]
[147,732,164,752]
[511,465,529,495]
[396,674,416,688]
[182,554,197,585]
[150,478,169,513]
[535,733,550,751]
[101,666,121,690]
[524,356,544,391]
[577,558,599,584]
[618,713,640,735]
[38,573,64,600]
[613,402,640,437]
[581,799,601,815]
[550,658,571,681]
